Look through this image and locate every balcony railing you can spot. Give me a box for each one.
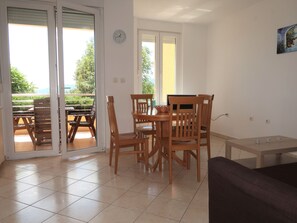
[12,93,95,111]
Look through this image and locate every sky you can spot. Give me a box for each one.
[9,24,93,93]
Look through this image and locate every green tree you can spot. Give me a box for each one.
[10,67,35,93]
[73,39,95,93]
[141,46,154,94]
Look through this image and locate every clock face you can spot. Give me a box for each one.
[113,29,126,43]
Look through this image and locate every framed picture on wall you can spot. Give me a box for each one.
[277,23,297,54]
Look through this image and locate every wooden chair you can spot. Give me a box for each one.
[68,102,96,143]
[198,94,214,159]
[34,97,52,146]
[106,96,149,174]
[159,96,203,184]
[130,94,156,149]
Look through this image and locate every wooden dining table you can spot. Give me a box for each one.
[132,108,172,171]
[13,110,35,143]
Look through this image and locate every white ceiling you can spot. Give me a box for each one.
[134,0,263,24]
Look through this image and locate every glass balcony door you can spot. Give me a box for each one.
[57,1,104,158]
[1,1,60,159]
[0,0,104,160]
[138,30,181,105]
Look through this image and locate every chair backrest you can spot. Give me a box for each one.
[34,97,52,142]
[130,94,153,127]
[131,94,153,113]
[168,96,203,143]
[89,100,96,124]
[198,94,214,129]
[106,96,119,143]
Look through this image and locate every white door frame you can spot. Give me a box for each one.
[137,30,181,105]
[0,0,106,160]
[57,1,105,159]
[0,0,60,160]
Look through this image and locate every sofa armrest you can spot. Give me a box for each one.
[208,157,297,223]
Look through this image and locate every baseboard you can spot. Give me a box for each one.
[210,131,235,140]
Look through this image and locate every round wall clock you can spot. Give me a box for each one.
[113,29,126,43]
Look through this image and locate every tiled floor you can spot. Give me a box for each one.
[0,136,296,223]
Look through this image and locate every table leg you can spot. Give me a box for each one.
[150,121,161,172]
[225,143,232,159]
[22,117,35,144]
[256,155,264,168]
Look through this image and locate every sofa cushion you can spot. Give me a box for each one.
[208,157,297,223]
[255,162,297,188]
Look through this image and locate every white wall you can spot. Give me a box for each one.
[104,0,134,134]
[182,24,208,94]
[207,0,297,138]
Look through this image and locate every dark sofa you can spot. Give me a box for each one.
[208,157,297,223]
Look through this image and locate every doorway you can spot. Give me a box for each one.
[0,0,105,160]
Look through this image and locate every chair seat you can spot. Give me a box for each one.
[69,121,92,127]
[136,125,156,134]
[161,137,198,146]
[118,132,148,146]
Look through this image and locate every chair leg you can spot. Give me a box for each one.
[207,133,211,159]
[91,125,96,137]
[69,116,82,142]
[144,139,149,171]
[184,151,191,169]
[135,145,140,162]
[169,148,173,184]
[158,145,163,172]
[109,139,113,166]
[114,145,120,174]
[151,134,155,152]
[196,148,201,182]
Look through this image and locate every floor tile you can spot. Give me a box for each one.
[78,160,108,171]
[104,175,142,190]
[85,185,126,203]
[62,168,95,180]
[158,183,198,203]
[129,180,168,196]
[81,170,115,185]
[1,206,54,223]
[60,180,99,196]
[0,167,35,180]
[146,196,189,221]
[33,192,81,212]
[18,173,54,185]
[89,205,141,223]
[0,178,14,187]
[0,181,33,198]
[0,197,27,220]
[43,214,85,223]
[11,186,54,205]
[38,176,77,191]
[59,198,108,222]
[135,212,179,223]
[112,191,156,211]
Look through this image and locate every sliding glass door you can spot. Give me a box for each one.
[2,2,59,159]
[0,0,104,160]
[57,2,104,158]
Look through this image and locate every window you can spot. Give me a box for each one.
[138,30,181,105]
